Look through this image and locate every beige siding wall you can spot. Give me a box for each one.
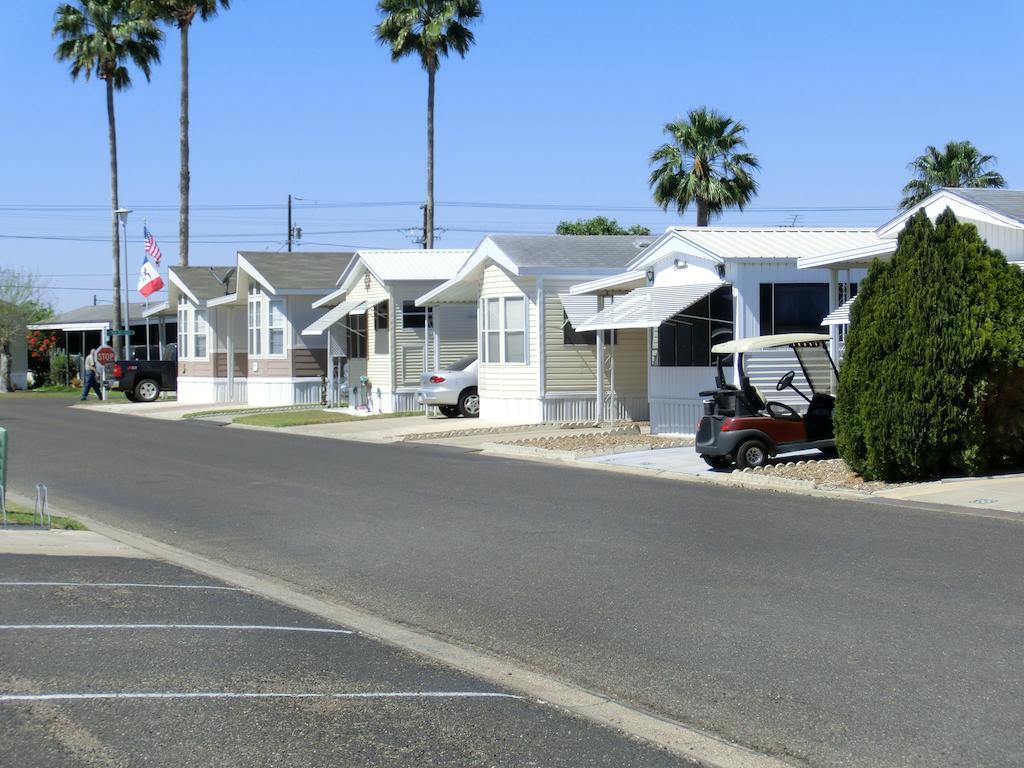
[542,282,647,397]
[612,329,648,395]
[344,270,392,391]
[292,347,327,377]
[179,358,214,377]
[543,281,598,393]
[249,357,291,377]
[392,282,429,388]
[436,303,477,368]
[477,265,539,398]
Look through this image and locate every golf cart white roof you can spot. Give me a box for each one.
[712,333,830,354]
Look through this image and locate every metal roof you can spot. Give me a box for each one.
[630,228,880,269]
[578,284,723,332]
[170,266,237,301]
[349,249,472,284]
[489,235,655,270]
[237,251,354,291]
[301,299,367,336]
[821,297,856,326]
[798,239,897,270]
[557,293,599,330]
[712,333,830,354]
[27,302,155,330]
[943,188,1024,225]
[568,270,648,296]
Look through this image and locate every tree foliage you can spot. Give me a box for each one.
[899,140,1006,210]
[556,217,650,236]
[649,107,759,227]
[0,269,50,392]
[835,210,1024,480]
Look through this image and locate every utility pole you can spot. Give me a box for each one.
[287,194,292,252]
[421,204,428,250]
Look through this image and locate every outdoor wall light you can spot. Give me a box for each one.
[645,269,655,283]
[673,258,688,269]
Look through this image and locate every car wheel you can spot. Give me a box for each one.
[458,388,480,418]
[701,455,732,469]
[134,379,160,403]
[124,391,138,402]
[735,439,769,470]
[439,405,460,418]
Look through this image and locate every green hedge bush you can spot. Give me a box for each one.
[835,209,1024,480]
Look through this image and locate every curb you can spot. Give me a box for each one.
[31,495,797,768]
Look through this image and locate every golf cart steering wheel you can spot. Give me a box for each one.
[776,370,796,392]
[766,401,801,420]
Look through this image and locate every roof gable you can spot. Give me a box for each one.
[876,188,1024,238]
[237,251,354,293]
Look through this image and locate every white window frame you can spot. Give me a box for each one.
[248,287,288,359]
[177,298,190,360]
[192,308,209,360]
[248,287,263,358]
[479,295,528,365]
[267,298,286,357]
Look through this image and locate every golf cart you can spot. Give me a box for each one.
[695,333,839,470]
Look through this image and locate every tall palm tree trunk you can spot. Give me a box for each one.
[179,21,190,266]
[106,77,124,359]
[425,64,435,249]
[696,199,710,227]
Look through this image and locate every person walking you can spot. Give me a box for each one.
[80,348,103,401]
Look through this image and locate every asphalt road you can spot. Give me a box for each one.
[0,554,678,767]
[4,397,1024,767]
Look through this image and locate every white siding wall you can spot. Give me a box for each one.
[966,220,1024,260]
[478,265,540,421]
[435,303,477,369]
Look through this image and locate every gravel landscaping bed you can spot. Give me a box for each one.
[738,458,910,492]
[496,431,693,454]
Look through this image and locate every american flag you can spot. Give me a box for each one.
[143,226,163,265]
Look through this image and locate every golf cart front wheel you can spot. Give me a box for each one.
[736,439,770,470]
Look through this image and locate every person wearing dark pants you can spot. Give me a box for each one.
[80,349,102,401]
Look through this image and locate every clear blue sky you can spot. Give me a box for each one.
[3,0,1022,311]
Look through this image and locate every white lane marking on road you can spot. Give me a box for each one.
[0,624,352,634]
[0,582,243,592]
[0,691,521,703]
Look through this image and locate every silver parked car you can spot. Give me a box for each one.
[418,355,479,418]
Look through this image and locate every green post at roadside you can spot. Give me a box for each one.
[0,426,7,492]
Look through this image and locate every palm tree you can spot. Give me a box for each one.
[143,0,230,266]
[53,0,162,358]
[899,141,1007,210]
[649,107,760,227]
[375,0,482,249]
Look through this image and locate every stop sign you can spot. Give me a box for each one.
[95,346,116,366]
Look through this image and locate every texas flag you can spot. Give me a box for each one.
[137,254,164,297]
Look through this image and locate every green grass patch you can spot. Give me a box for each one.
[233,409,420,428]
[3,503,86,530]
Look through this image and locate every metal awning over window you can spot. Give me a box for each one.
[557,293,599,330]
[820,296,856,327]
[301,299,367,336]
[578,283,725,332]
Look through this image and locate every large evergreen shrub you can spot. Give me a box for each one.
[835,209,1024,480]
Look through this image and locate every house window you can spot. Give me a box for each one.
[562,311,614,346]
[248,291,262,357]
[759,283,833,335]
[193,309,208,359]
[655,286,733,367]
[480,296,528,364]
[268,299,285,356]
[346,313,367,359]
[402,300,432,329]
[374,300,389,331]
